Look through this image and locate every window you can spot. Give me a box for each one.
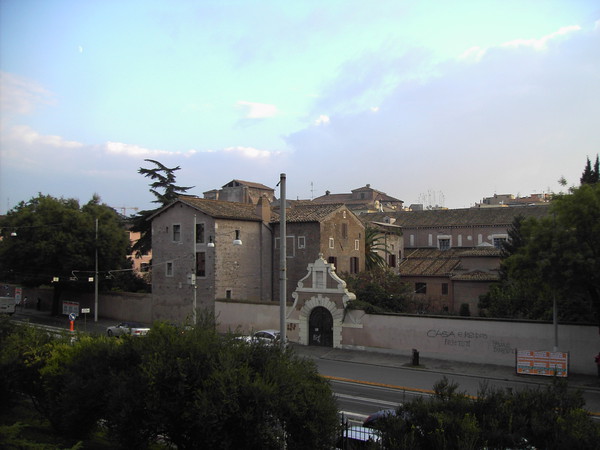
[415,282,427,294]
[328,256,337,268]
[350,257,359,274]
[172,224,181,242]
[195,223,205,244]
[166,262,173,277]
[196,252,206,277]
[341,222,348,239]
[354,239,360,251]
[329,237,334,249]
[315,270,325,289]
[439,238,450,250]
[298,236,305,249]
[388,254,397,267]
[226,289,232,299]
[442,283,449,295]
[494,237,507,249]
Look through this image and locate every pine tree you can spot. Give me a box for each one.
[130,160,194,256]
[580,154,599,185]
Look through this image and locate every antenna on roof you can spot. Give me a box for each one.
[310,182,314,200]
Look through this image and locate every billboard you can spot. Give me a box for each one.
[516,350,569,377]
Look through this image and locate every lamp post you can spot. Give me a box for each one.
[192,214,197,325]
[94,218,99,322]
[279,173,287,349]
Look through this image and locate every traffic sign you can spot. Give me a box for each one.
[69,313,77,321]
[81,308,91,313]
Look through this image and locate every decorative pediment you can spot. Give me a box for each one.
[295,253,349,293]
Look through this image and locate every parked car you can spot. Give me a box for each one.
[106,322,150,337]
[336,425,381,449]
[363,408,398,428]
[238,329,284,346]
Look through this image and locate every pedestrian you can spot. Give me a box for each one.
[23,296,28,309]
[595,352,600,378]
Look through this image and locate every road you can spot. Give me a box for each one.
[309,355,600,422]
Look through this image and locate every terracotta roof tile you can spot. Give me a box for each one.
[177,196,264,221]
[363,205,550,227]
[273,203,346,223]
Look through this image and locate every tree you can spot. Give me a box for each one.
[479,182,600,325]
[0,194,131,315]
[580,154,599,185]
[377,377,600,449]
[364,226,390,270]
[130,159,194,256]
[343,266,412,313]
[0,316,340,449]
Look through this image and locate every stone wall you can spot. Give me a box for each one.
[215,300,598,376]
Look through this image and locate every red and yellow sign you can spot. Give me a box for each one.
[516,350,568,377]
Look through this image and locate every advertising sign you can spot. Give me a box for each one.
[62,301,79,317]
[516,350,568,377]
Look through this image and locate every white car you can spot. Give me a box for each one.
[106,322,150,337]
[239,329,284,346]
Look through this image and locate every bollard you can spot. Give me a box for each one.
[412,348,419,366]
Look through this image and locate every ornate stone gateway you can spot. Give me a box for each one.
[287,254,359,348]
[309,306,333,347]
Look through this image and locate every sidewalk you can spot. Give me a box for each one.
[289,343,600,393]
[12,307,600,393]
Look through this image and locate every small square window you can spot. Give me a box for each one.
[439,238,450,250]
[166,262,174,277]
[442,283,449,295]
[298,236,305,249]
[354,239,360,251]
[329,237,334,249]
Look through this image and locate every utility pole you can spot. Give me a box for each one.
[279,173,287,349]
[94,218,99,322]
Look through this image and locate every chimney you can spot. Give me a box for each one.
[255,195,271,222]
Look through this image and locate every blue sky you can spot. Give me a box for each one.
[1,0,599,213]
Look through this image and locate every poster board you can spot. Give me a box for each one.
[516,350,568,377]
[62,301,79,317]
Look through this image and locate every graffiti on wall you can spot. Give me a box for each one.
[427,329,488,348]
[426,329,514,353]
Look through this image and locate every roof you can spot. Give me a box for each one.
[223,179,274,191]
[150,196,267,221]
[399,249,461,276]
[399,248,500,278]
[363,205,550,227]
[272,203,348,223]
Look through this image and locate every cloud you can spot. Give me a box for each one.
[105,141,198,158]
[5,124,83,149]
[314,115,330,126]
[0,71,55,116]
[460,25,583,62]
[236,100,278,119]
[223,146,277,159]
[286,24,600,208]
[501,25,581,50]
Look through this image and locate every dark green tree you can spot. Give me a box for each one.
[0,194,131,315]
[580,154,599,185]
[479,182,600,325]
[130,159,194,256]
[378,377,600,449]
[343,266,412,313]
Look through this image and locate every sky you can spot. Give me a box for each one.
[1,0,599,214]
